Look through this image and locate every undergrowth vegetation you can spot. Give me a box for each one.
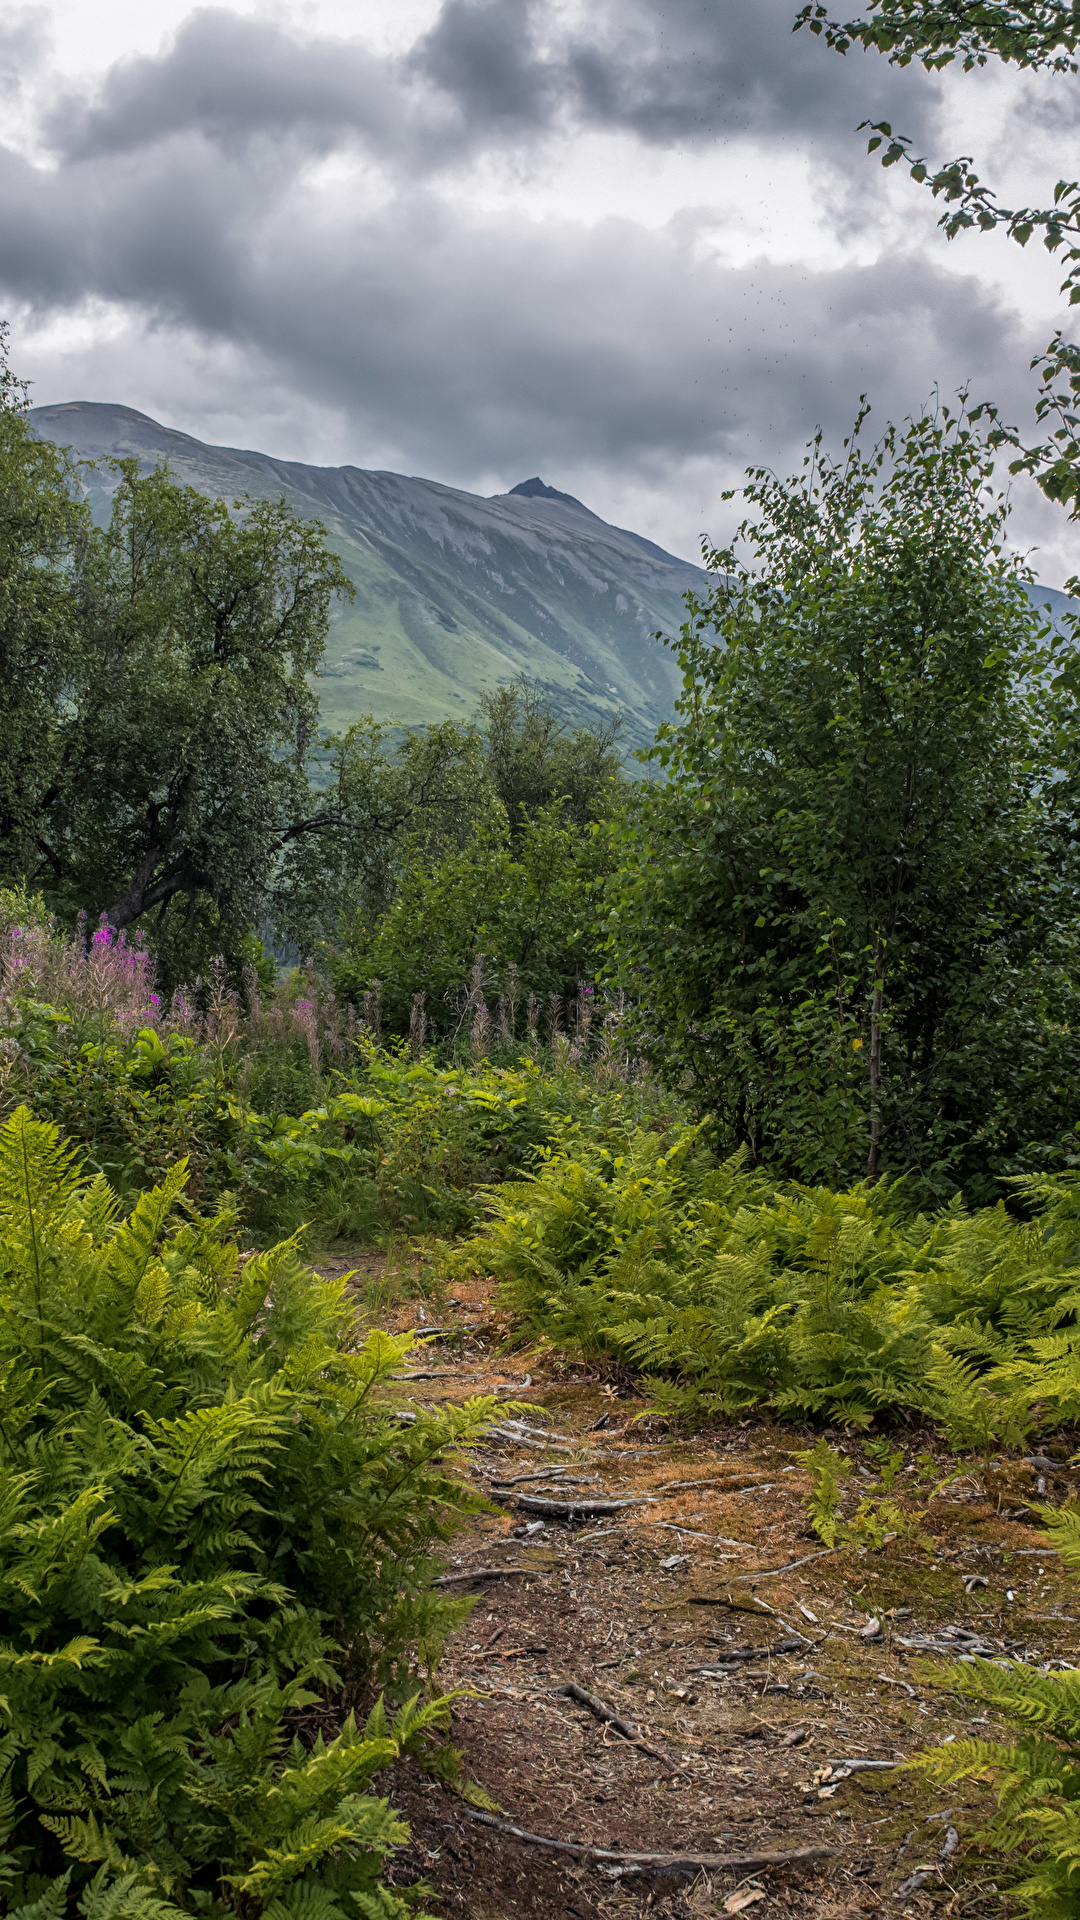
[453,1119,1080,1441]
[13,353,1080,1915]
[0,1105,497,1918]
[907,1501,1080,1920]
[0,901,659,1248]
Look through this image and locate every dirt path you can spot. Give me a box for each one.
[324,1251,1079,1918]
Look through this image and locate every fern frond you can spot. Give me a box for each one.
[0,1107,84,1240]
[4,1870,72,1920]
[39,1808,137,1871]
[233,1798,408,1898]
[109,1163,189,1305]
[76,1868,187,1920]
[261,1886,347,1920]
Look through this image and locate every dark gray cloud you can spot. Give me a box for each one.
[46,0,941,174]
[0,95,1031,479]
[415,0,942,150]
[48,9,431,165]
[1,0,1057,570]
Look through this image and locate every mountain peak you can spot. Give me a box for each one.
[507,476,587,510]
[28,403,706,746]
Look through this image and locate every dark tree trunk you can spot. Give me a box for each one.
[867,931,885,1183]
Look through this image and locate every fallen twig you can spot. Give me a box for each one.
[499,1416,571,1440]
[695,1595,772,1616]
[391,1369,479,1381]
[703,1591,816,1646]
[895,1822,958,1898]
[895,1626,999,1655]
[489,1475,600,1494]
[433,1565,542,1587]
[655,1477,768,1495]
[454,1807,835,1878]
[555,1680,679,1771]
[876,1671,916,1698]
[490,1418,574,1451]
[484,1466,573,1488]
[515,1493,657,1518]
[695,1638,806,1669]
[724,1548,841,1583]
[818,1759,897,1783]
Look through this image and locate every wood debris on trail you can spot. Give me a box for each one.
[321,1248,1080,1919]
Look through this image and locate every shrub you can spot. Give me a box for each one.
[331,805,612,1042]
[604,404,1080,1205]
[461,1126,1080,1433]
[0,912,660,1241]
[0,1106,496,1917]
[0,912,669,1244]
[907,1501,1080,1919]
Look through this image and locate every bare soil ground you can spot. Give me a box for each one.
[318,1248,1080,1920]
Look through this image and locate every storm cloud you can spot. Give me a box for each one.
[0,134,1029,458]
[414,0,942,149]
[0,0,1066,572]
[46,1,943,168]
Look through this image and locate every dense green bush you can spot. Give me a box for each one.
[459,1119,1080,1435]
[228,1045,681,1244]
[279,682,625,980]
[229,1050,583,1241]
[0,1106,496,1917]
[23,1018,233,1206]
[605,404,1080,1205]
[331,804,611,1041]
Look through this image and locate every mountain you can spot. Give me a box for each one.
[28,402,707,747]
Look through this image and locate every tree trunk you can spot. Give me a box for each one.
[867,932,885,1183]
[104,846,164,931]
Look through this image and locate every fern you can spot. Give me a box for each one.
[923,1343,1034,1459]
[75,1872,186,1920]
[459,1119,1080,1440]
[5,1877,74,1920]
[0,1108,490,1916]
[908,1502,1080,1917]
[793,1438,852,1546]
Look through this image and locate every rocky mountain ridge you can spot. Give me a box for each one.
[29,401,705,745]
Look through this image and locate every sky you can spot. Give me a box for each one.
[2,0,1078,581]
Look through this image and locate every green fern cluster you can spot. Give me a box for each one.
[466,1123,1080,1434]
[908,1503,1080,1918]
[794,1437,936,1550]
[0,1107,498,1919]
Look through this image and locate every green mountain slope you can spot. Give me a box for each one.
[29,402,706,746]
